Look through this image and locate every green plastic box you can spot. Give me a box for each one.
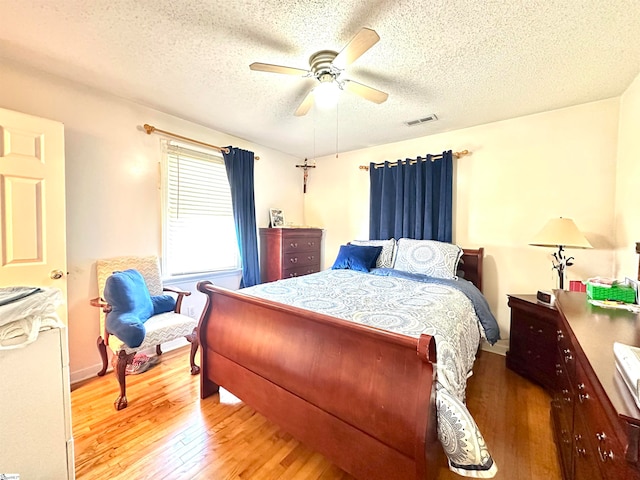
[586,283,636,303]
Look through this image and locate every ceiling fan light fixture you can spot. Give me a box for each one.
[314,80,340,109]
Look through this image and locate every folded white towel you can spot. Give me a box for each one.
[0,287,63,349]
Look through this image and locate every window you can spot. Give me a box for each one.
[161,141,239,277]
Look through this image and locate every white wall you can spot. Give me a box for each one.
[305,99,621,353]
[4,53,636,375]
[0,59,304,381]
[615,72,640,277]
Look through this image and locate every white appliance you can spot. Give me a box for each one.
[0,326,75,479]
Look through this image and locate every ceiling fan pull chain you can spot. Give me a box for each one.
[336,102,339,159]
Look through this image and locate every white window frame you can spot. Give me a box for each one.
[160,140,240,279]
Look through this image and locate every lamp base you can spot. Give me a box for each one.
[552,245,573,290]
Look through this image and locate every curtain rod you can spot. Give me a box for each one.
[143,124,260,160]
[358,149,469,171]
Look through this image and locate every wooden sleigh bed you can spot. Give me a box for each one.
[197,248,485,480]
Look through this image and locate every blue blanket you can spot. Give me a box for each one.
[371,268,501,344]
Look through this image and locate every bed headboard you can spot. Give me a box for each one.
[461,248,484,292]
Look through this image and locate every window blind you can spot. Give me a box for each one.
[162,142,239,276]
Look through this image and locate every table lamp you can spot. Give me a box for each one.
[529,217,592,289]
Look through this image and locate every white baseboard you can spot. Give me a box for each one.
[71,364,104,385]
[480,339,508,356]
[70,337,189,386]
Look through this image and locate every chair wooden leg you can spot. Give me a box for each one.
[187,327,200,375]
[156,345,163,356]
[97,336,109,376]
[114,350,135,410]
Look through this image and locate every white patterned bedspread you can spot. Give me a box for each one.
[241,269,497,477]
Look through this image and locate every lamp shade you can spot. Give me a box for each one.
[529,217,592,249]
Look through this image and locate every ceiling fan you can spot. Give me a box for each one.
[250,27,389,116]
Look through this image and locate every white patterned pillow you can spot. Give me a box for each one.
[350,239,396,268]
[394,239,462,279]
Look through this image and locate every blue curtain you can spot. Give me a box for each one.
[222,147,260,287]
[369,150,453,242]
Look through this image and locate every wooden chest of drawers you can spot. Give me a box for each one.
[259,228,323,283]
[551,291,640,480]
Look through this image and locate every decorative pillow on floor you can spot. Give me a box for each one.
[104,269,154,348]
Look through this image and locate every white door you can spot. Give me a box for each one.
[0,107,67,323]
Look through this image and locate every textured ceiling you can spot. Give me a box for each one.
[1,1,639,158]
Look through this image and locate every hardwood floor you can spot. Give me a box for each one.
[71,347,560,479]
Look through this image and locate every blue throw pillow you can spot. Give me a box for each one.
[331,244,383,272]
[151,294,176,314]
[104,269,154,348]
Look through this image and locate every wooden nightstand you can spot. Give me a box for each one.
[506,294,558,391]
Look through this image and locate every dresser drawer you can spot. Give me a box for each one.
[283,236,321,254]
[282,251,320,268]
[574,360,629,479]
[557,322,575,379]
[282,264,321,278]
[510,314,556,358]
[573,411,604,480]
[552,363,575,479]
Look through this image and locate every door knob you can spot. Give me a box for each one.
[50,269,64,280]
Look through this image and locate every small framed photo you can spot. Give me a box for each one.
[269,208,285,227]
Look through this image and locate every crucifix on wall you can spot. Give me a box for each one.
[295,158,316,193]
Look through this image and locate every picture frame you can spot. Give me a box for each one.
[269,208,285,227]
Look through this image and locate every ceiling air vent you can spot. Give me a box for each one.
[405,114,438,126]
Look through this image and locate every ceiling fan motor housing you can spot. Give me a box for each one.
[309,50,339,80]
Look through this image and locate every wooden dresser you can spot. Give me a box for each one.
[551,290,640,480]
[259,228,323,283]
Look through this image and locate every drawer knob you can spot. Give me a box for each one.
[563,349,573,362]
[557,330,564,341]
[577,383,590,403]
[574,434,586,457]
[308,255,315,261]
[290,242,298,248]
[290,258,298,263]
[596,432,614,462]
[289,272,298,277]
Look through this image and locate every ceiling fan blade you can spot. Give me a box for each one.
[343,79,388,104]
[250,62,309,76]
[294,89,315,116]
[332,28,380,69]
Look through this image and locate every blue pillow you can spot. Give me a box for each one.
[151,294,176,314]
[331,245,383,272]
[104,269,154,348]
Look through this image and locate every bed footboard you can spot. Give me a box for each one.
[197,281,442,480]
